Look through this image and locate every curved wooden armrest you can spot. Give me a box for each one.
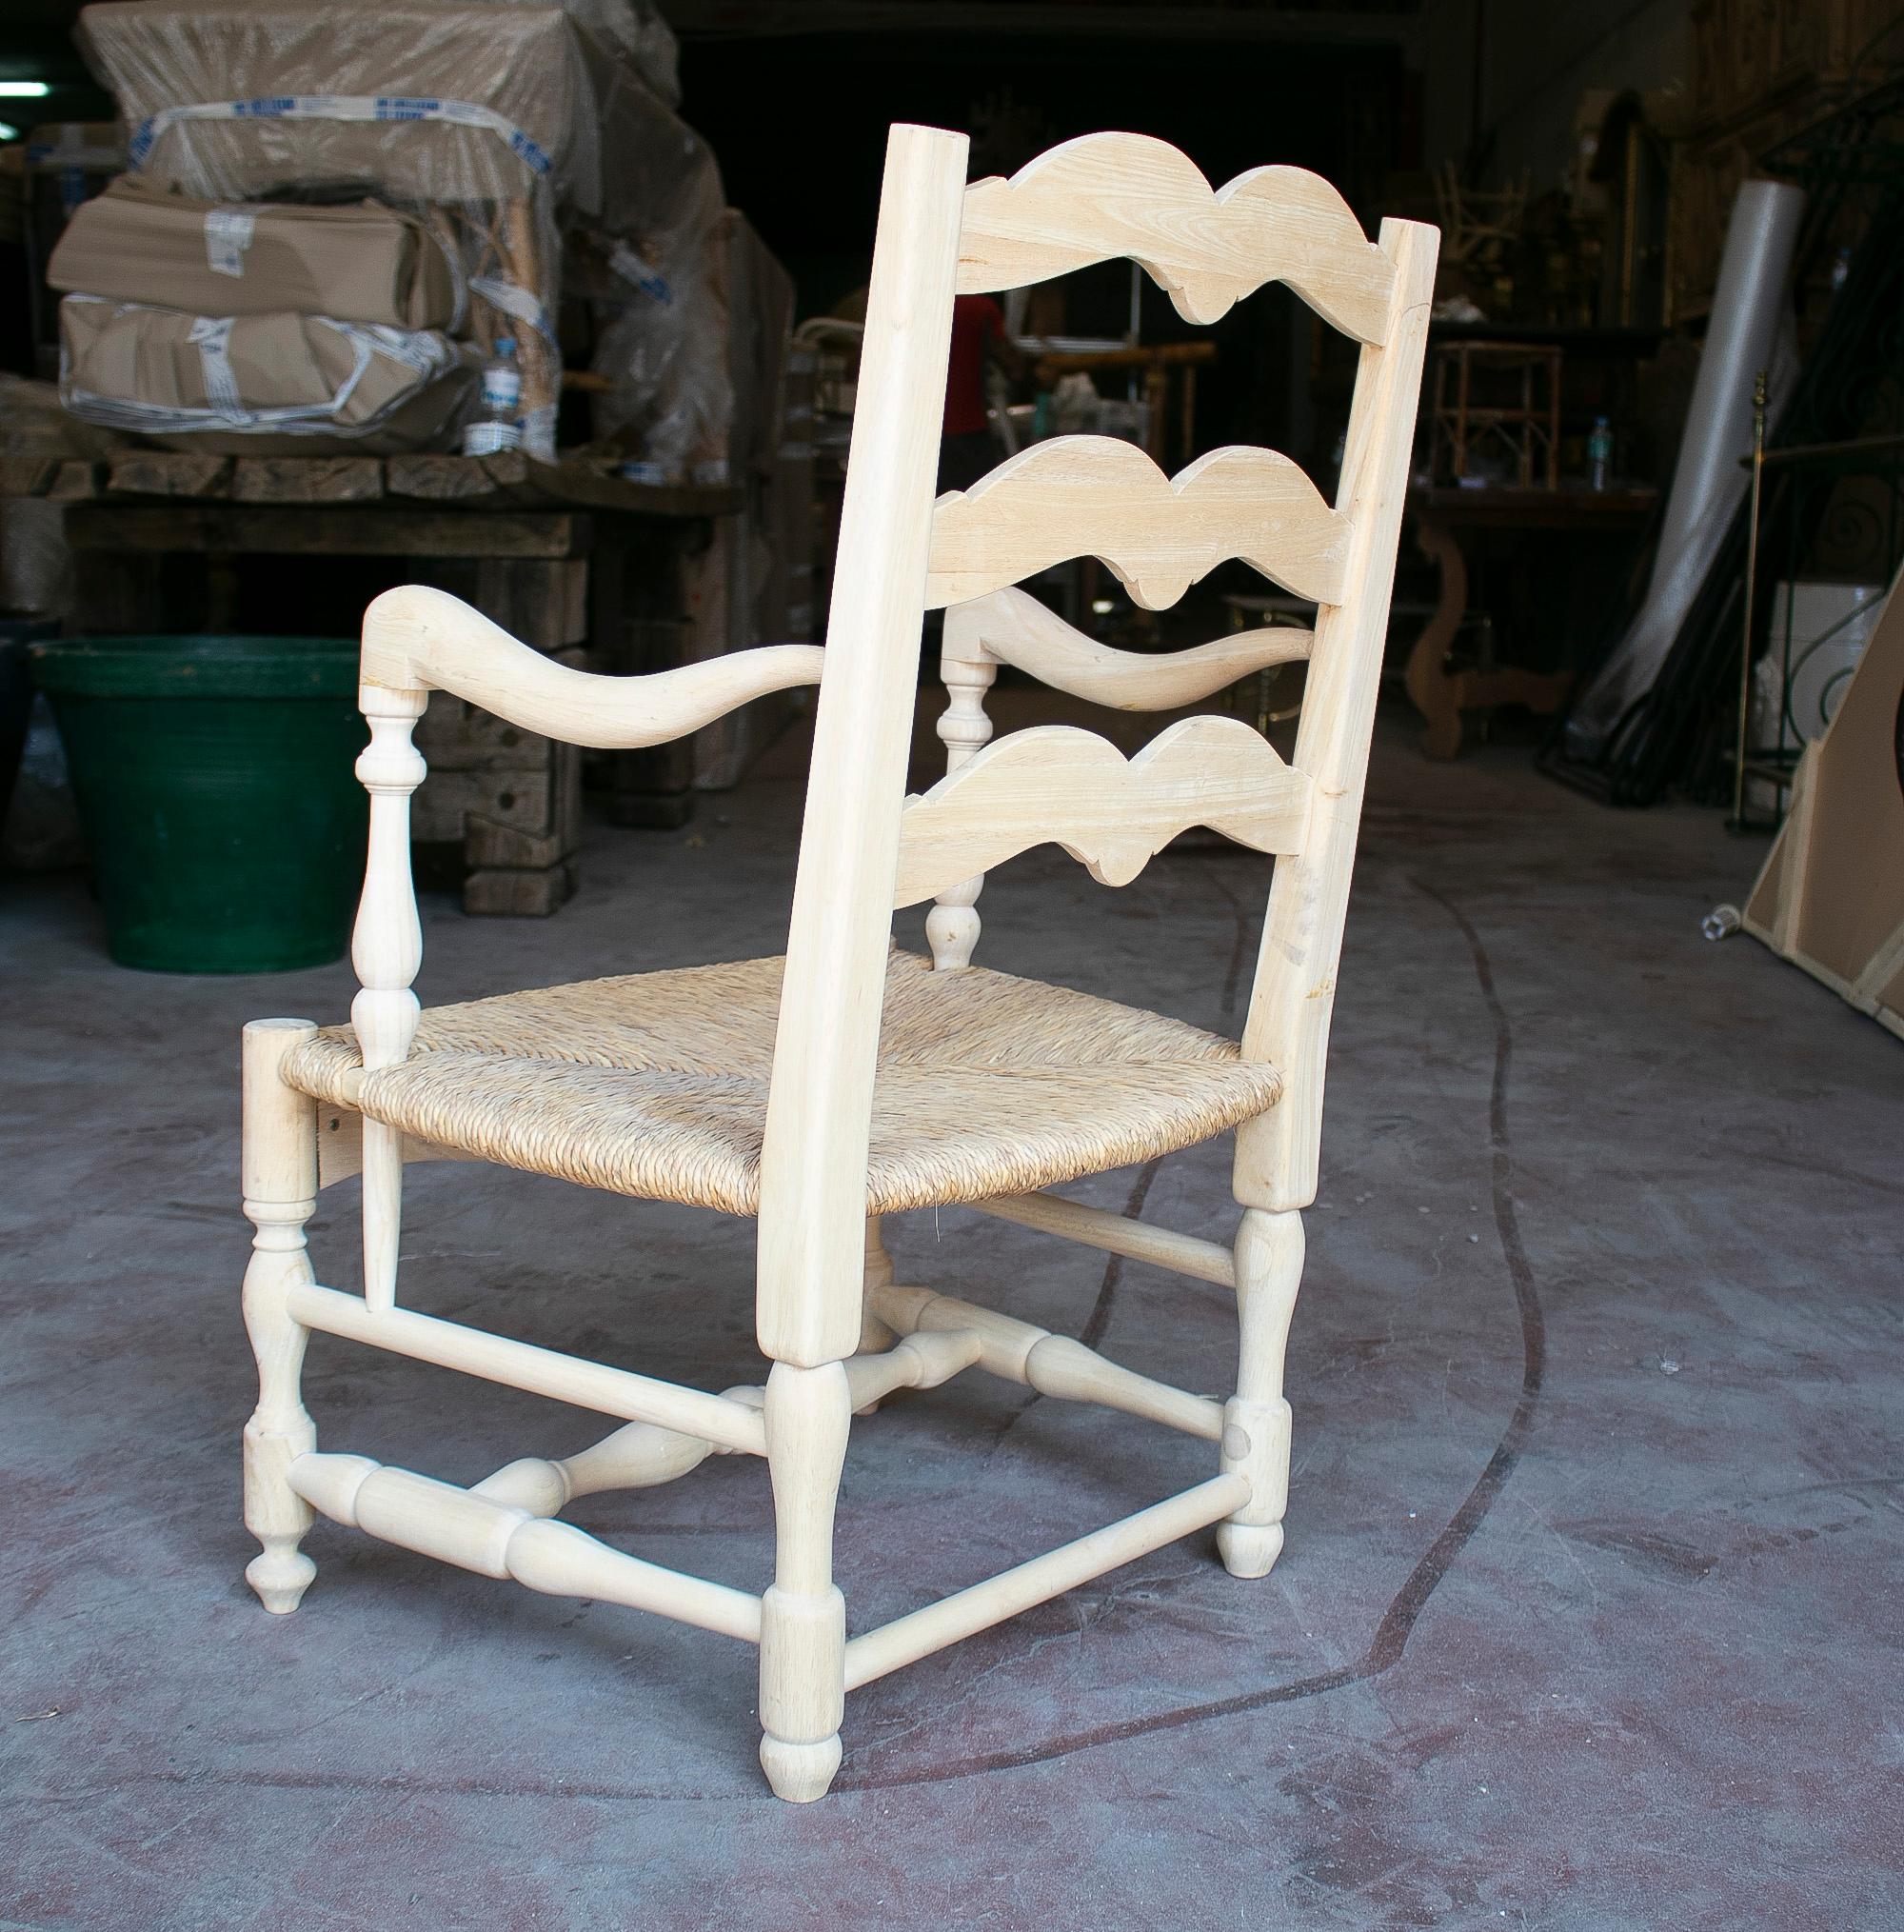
[946,586,1311,712]
[362,585,824,749]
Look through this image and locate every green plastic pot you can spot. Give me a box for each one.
[31,636,369,973]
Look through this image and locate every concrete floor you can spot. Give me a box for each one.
[4,698,1901,1930]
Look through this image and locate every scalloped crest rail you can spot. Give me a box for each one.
[958,130,1398,339]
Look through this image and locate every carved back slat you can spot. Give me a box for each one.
[958,132,1398,340]
[894,718,1314,907]
[925,439,1351,611]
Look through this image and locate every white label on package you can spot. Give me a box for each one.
[188,315,245,415]
[205,208,257,278]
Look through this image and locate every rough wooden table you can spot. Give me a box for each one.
[6,450,744,913]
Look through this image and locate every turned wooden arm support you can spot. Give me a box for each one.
[943,586,1311,712]
[361,584,824,749]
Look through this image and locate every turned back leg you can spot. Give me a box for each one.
[1219,1206,1304,1579]
[757,1360,852,1802]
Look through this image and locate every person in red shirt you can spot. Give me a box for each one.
[938,293,1030,492]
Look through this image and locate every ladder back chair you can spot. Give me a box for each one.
[240,124,1437,1802]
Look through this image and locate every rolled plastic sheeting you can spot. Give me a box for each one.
[1567,178,1806,759]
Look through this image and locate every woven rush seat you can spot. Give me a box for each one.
[284,949,1282,1216]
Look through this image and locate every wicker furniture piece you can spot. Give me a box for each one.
[237,125,1436,1801]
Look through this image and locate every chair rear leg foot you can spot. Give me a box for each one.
[1220,1207,1302,1578]
[760,1731,843,1803]
[1217,1519,1284,1581]
[758,1363,850,1803]
[246,1544,318,1616]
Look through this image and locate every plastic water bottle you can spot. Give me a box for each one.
[463,336,523,456]
[1588,415,1612,491]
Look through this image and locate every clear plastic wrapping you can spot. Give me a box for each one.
[75,0,738,468]
[79,0,592,454]
[59,293,480,451]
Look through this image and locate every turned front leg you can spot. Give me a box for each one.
[758,1360,851,1802]
[1219,1207,1303,1579]
[352,682,426,1314]
[242,1019,321,1614]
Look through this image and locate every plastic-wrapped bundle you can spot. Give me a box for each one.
[49,176,462,329]
[77,0,731,468]
[585,203,799,489]
[466,0,681,106]
[572,68,734,478]
[78,0,596,456]
[59,293,480,453]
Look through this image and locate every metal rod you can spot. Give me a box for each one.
[1732,368,1770,828]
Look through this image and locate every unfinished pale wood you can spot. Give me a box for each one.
[287,1282,768,1456]
[923,637,996,971]
[927,439,1351,611]
[466,1318,987,1520]
[970,1189,1237,1288]
[843,1474,1247,1690]
[288,1453,763,1643]
[361,583,823,749]
[945,585,1313,711]
[241,1020,321,1616]
[350,685,427,1316]
[230,124,1438,1803]
[958,131,1397,340]
[843,1328,985,1410]
[755,123,971,1369]
[1218,1207,1303,1578]
[871,1282,1223,1440]
[859,1217,901,1358]
[1235,217,1439,1212]
[312,1104,468,1191]
[472,1386,764,1515]
[894,715,1312,904]
[467,1326,990,1514]
[922,587,1314,973]
[759,1361,853,1803]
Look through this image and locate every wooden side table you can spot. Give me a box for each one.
[1404,485,1658,760]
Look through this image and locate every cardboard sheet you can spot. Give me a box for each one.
[49,177,460,330]
[1743,571,1904,1038]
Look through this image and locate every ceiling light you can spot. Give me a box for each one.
[0,82,51,98]
[0,122,19,142]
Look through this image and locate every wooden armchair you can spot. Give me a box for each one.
[239,126,1436,1802]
